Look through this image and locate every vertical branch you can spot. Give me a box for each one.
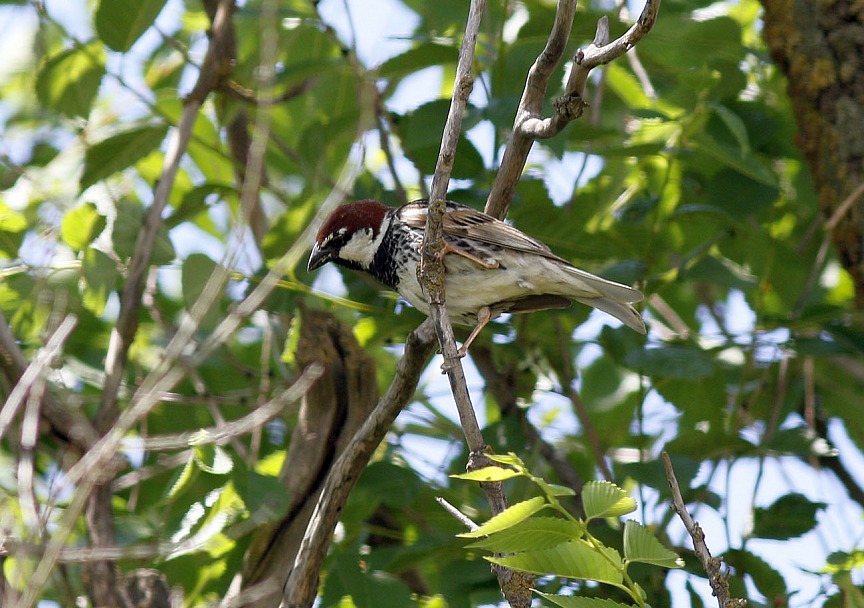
[416,1,534,605]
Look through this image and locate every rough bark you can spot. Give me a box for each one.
[760,0,864,305]
[238,308,380,606]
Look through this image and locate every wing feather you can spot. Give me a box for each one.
[397,200,568,262]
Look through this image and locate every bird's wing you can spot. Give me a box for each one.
[398,201,569,263]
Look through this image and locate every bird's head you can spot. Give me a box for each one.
[307,200,391,273]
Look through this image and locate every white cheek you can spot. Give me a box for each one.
[339,229,377,267]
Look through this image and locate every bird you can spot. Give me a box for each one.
[307,199,646,354]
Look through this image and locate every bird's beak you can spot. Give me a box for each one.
[307,243,331,272]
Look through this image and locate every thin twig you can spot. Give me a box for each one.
[127,365,322,452]
[662,452,747,608]
[436,496,480,531]
[0,315,78,443]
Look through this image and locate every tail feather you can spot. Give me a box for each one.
[574,295,646,333]
[560,266,646,333]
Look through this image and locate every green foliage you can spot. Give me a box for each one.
[453,456,681,607]
[1,0,863,606]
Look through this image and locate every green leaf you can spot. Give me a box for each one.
[0,202,27,258]
[488,540,624,586]
[35,41,105,118]
[82,248,117,316]
[397,100,485,179]
[95,0,169,52]
[723,548,786,601]
[624,345,715,380]
[485,452,527,469]
[751,493,826,540]
[451,466,521,482]
[111,199,175,265]
[582,481,637,521]
[710,103,750,155]
[457,496,547,538]
[535,592,635,608]
[465,517,585,552]
[194,445,233,475]
[61,203,107,252]
[378,42,456,80]
[80,124,169,191]
[182,253,224,329]
[623,520,684,568]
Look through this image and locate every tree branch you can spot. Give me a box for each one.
[415,2,534,605]
[280,320,438,608]
[662,452,747,608]
[485,0,661,219]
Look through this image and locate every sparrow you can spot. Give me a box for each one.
[307,199,646,354]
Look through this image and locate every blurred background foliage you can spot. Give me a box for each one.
[0,0,862,606]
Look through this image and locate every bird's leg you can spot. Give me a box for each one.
[457,306,493,358]
[438,241,499,269]
[440,307,492,372]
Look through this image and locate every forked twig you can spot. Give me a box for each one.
[485,0,661,219]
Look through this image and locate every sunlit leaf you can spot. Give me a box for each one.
[465,517,584,552]
[582,481,637,521]
[535,592,635,608]
[35,41,105,118]
[457,497,548,538]
[623,521,684,568]
[488,540,624,586]
[61,202,106,252]
[451,466,522,482]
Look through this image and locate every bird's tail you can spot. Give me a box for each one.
[562,266,647,334]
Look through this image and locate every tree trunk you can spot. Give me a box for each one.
[760,0,864,306]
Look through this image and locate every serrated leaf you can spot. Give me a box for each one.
[80,124,169,191]
[82,248,117,316]
[451,466,521,482]
[457,496,547,538]
[623,520,684,568]
[751,493,826,540]
[465,517,584,552]
[582,481,637,521]
[61,203,106,252]
[96,0,169,52]
[35,41,105,118]
[488,540,624,586]
[535,591,635,608]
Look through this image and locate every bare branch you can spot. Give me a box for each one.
[485,0,661,219]
[662,452,747,608]
[0,309,98,451]
[415,2,535,605]
[0,315,78,444]
[128,364,322,452]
